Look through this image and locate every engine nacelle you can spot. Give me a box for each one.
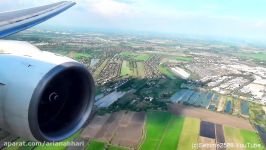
[0,40,95,142]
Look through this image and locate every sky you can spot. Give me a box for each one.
[1,0,266,40]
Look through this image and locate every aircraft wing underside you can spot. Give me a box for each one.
[0,1,75,38]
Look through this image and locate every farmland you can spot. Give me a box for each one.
[224,126,264,150]
[120,61,132,76]
[241,101,249,116]
[2,110,264,150]
[175,56,193,62]
[232,52,266,62]
[171,90,214,108]
[224,97,233,114]
[140,111,184,150]
[120,51,150,62]
[3,29,266,150]
[159,65,176,79]
[86,140,105,150]
[120,61,145,78]
[81,111,145,149]
[177,117,200,150]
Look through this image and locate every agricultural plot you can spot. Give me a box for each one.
[140,112,172,150]
[224,98,232,114]
[241,129,265,150]
[86,140,128,150]
[198,136,216,150]
[68,51,92,60]
[217,96,226,112]
[240,101,249,116]
[159,117,184,150]
[208,104,216,111]
[136,62,145,78]
[170,89,193,103]
[224,126,264,150]
[121,61,145,78]
[82,111,145,149]
[120,51,150,62]
[208,94,219,111]
[185,92,200,105]
[177,117,200,150]
[159,65,176,79]
[95,91,127,108]
[169,104,254,130]
[213,94,220,103]
[135,54,150,61]
[128,61,138,77]
[215,124,226,150]
[140,111,184,150]
[232,52,266,62]
[174,91,212,108]
[175,56,193,62]
[232,98,241,115]
[87,140,105,150]
[200,121,216,139]
[120,61,132,76]
[194,92,212,108]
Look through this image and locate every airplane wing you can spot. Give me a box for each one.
[0,1,75,38]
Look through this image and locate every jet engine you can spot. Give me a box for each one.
[0,40,95,142]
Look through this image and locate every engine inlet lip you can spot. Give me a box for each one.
[28,62,95,142]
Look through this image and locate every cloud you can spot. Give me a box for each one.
[82,0,140,18]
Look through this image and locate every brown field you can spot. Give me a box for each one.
[81,111,145,148]
[81,114,111,139]
[198,136,216,150]
[169,104,254,131]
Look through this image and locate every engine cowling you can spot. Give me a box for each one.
[0,40,95,142]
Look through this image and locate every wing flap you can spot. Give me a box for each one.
[0,1,75,38]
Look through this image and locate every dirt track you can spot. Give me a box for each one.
[169,104,254,131]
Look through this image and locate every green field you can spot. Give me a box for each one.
[140,111,184,150]
[120,51,150,61]
[241,130,265,150]
[159,65,176,79]
[136,62,145,78]
[120,61,132,76]
[121,61,145,78]
[135,54,150,61]
[175,56,193,62]
[68,51,92,60]
[177,117,200,150]
[86,140,105,150]
[233,52,266,62]
[120,51,135,57]
[224,126,264,150]
[159,116,184,150]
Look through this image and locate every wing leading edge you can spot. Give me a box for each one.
[0,1,75,38]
